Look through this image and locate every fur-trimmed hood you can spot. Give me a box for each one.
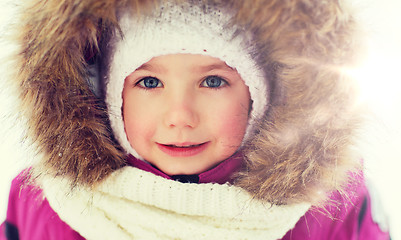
[13,0,360,205]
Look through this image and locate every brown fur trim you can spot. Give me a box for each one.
[236,64,362,205]
[16,0,131,187]
[14,0,361,204]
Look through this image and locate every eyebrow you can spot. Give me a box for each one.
[135,63,166,73]
[195,63,235,73]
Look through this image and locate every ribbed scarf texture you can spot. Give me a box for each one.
[40,167,310,240]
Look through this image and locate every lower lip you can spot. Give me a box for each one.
[157,142,209,157]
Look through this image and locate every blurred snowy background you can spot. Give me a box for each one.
[0,0,400,239]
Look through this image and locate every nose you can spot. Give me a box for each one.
[163,92,199,129]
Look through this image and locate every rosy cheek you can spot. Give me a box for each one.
[123,99,154,150]
[213,103,249,149]
[124,117,155,157]
[124,117,139,142]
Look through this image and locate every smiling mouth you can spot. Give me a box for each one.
[157,142,209,157]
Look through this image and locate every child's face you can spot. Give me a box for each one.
[122,54,251,175]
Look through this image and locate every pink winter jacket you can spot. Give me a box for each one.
[0,156,390,240]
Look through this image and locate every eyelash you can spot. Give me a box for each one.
[135,77,163,89]
[134,75,229,90]
[200,75,229,89]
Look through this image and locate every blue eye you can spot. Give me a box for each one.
[201,76,227,88]
[137,77,162,88]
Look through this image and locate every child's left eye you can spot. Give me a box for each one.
[201,76,227,88]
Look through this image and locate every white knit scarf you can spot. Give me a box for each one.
[40,167,310,240]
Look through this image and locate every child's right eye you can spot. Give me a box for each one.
[136,77,163,89]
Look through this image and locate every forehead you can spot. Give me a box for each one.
[135,54,236,73]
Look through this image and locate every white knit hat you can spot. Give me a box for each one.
[105,1,268,158]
